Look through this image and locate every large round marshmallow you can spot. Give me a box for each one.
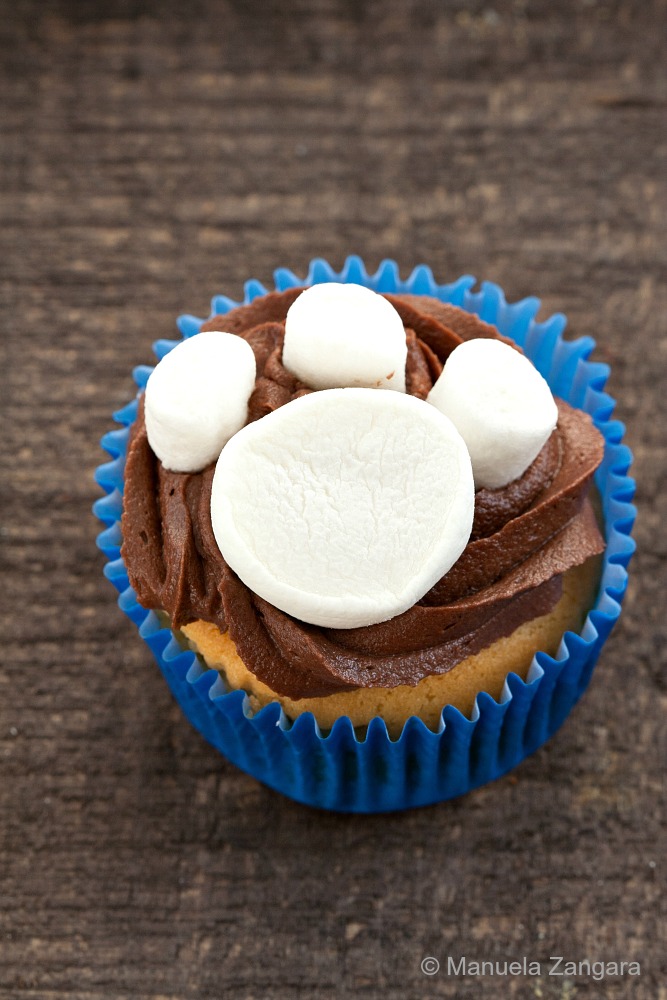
[282,282,408,392]
[145,330,256,473]
[427,338,558,490]
[211,388,474,628]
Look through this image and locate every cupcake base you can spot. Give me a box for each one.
[180,556,602,738]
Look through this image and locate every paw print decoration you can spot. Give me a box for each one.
[144,283,558,629]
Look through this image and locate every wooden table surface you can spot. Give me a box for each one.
[1,2,665,998]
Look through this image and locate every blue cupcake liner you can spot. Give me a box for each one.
[94,256,636,813]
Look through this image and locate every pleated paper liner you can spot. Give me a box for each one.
[94,257,636,813]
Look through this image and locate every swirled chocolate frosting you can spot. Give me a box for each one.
[121,291,605,698]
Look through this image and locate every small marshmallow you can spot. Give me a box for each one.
[145,331,256,472]
[427,338,558,490]
[282,283,407,392]
[211,388,474,628]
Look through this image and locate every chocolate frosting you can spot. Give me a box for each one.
[121,291,605,698]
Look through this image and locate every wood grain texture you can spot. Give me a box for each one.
[1,1,665,997]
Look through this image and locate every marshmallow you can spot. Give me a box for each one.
[211,388,474,628]
[145,331,256,472]
[427,339,558,490]
[282,283,407,392]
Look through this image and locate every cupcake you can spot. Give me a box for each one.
[95,257,635,813]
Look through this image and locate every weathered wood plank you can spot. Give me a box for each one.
[1,1,664,997]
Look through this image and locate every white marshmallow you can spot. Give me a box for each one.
[282,283,407,392]
[427,338,558,490]
[211,388,474,629]
[145,331,256,473]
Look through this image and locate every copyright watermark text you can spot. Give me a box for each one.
[420,955,640,982]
